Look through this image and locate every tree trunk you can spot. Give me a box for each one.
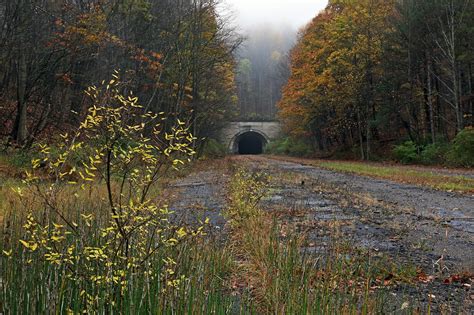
[468,63,473,127]
[453,60,462,132]
[427,57,436,143]
[366,104,370,161]
[12,50,28,144]
[357,111,365,160]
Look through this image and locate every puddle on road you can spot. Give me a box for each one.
[450,219,474,233]
[353,223,397,251]
[433,207,474,234]
[265,195,284,202]
[262,184,400,254]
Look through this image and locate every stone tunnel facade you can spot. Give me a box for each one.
[219,121,282,154]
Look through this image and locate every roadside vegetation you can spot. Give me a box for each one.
[200,138,229,159]
[393,128,474,167]
[265,137,313,157]
[1,77,238,313]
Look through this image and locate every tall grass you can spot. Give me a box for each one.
[0,183,240,314]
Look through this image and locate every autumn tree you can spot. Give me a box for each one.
[0,0,240,152]
[279,0,395,158]
[278,0,473,159]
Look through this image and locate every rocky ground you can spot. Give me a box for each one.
[169,156,474,313]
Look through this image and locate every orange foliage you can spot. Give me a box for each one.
[50,6,163,79]
[278,0,395,143]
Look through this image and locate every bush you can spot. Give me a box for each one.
[265,137,313,157]
[419,143,449,165]
[4,74,202,312]
[6,150,35,169]
[446,127,474,167]
[264,138,288,155]
[393,141,419,164]
[201,138,227,158]
[393,129,473,167]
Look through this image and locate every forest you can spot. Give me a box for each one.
[0,0,240,151]
[278,0,474,165]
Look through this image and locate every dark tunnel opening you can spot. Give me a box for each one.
[237,132,266,155]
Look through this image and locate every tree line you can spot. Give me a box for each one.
[0,0,240,150]
[279,0,474,160]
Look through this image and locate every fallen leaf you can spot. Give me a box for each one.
[401,301,409,310]
[416,271,435,283]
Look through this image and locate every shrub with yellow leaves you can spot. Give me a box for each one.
[15,71,203,311]
[225,169,268,224]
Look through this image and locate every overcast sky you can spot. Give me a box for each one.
[223,0,328,30]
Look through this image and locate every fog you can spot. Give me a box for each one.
[221,0,329,119]
[224,0,328,30]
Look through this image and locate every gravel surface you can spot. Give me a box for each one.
[258,157,474,268]
[169,156,474,313]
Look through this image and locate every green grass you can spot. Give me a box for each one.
[317,161,474,193]
[2,236,239,313]
[0,150,241,313]
[0,154,24,222]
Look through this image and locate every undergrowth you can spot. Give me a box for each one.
[393,127,474,167]
[265,137,313,157]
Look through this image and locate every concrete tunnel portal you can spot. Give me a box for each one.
[221,121,282,155]
[235,131,268,155]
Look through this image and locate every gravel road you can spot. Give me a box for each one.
[169,156,474,312]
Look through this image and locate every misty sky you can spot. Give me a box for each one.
[224,0,328,30]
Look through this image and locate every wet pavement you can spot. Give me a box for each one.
[168,169,229,229]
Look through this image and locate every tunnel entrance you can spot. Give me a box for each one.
[237,131,266,155]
